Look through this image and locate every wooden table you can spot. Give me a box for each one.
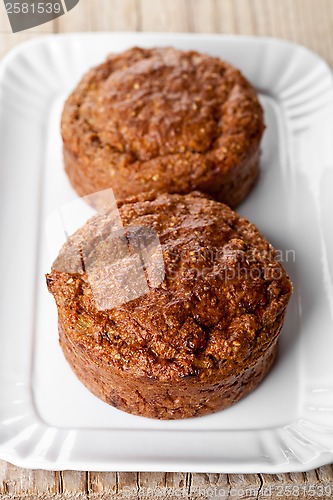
[0,1,333,498]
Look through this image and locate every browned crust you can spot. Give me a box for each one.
[61,47,265,207]
[59,323,279,419]
[46,192,292,419]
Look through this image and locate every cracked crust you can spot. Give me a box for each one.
[46,192,292,419]
[61,47,265,207]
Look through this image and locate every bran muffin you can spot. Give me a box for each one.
[61,47,265,207]
[46,192,292,419]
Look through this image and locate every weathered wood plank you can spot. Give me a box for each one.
[60,470,88,498]
[228,473,261,498]
[117,471,139,498]
[87,0,139,32]
[316,464,333,481]
[229,0,257,35]
[0,460,59,497]
[55,0,92,32]
[140,0,188,32]
[190,472,230,497]
[88,471,117,497]
[247,0,333,67]
[137,471,166,498]
[186,0,218,33]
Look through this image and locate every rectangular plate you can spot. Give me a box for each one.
[0,33,333,473]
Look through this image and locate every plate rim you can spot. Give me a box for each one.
[0,31,333,473]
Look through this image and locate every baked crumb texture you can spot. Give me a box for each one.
[46,192,292,419]
[61,47,265,207]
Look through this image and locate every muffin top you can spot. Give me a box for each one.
[61,47,264,199]
[47,192,292,383]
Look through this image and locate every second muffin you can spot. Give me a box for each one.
[61,47,265,207]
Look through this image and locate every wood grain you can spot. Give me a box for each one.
[140,0,189,32]
[0,0,333,498]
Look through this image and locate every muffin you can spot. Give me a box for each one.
[46,192,292,419]
[61,47,265,208]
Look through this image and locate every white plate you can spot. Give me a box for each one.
[0,33,333,473]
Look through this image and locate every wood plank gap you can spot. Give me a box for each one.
[136,471,140,498]
[256,473,263,499]
[226,471,231,496]
[187,472,192,496]
[231,0,240,34]
[115,471,119,494]
[249,0,258,35]
[214,0,221,33]
[136,0,142,31]
[86,471,90,498]
[251,0,271,36]
[185,0,194,33]
[214,0,235,34]
[59,471,64,495]
[89,0,94,31]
